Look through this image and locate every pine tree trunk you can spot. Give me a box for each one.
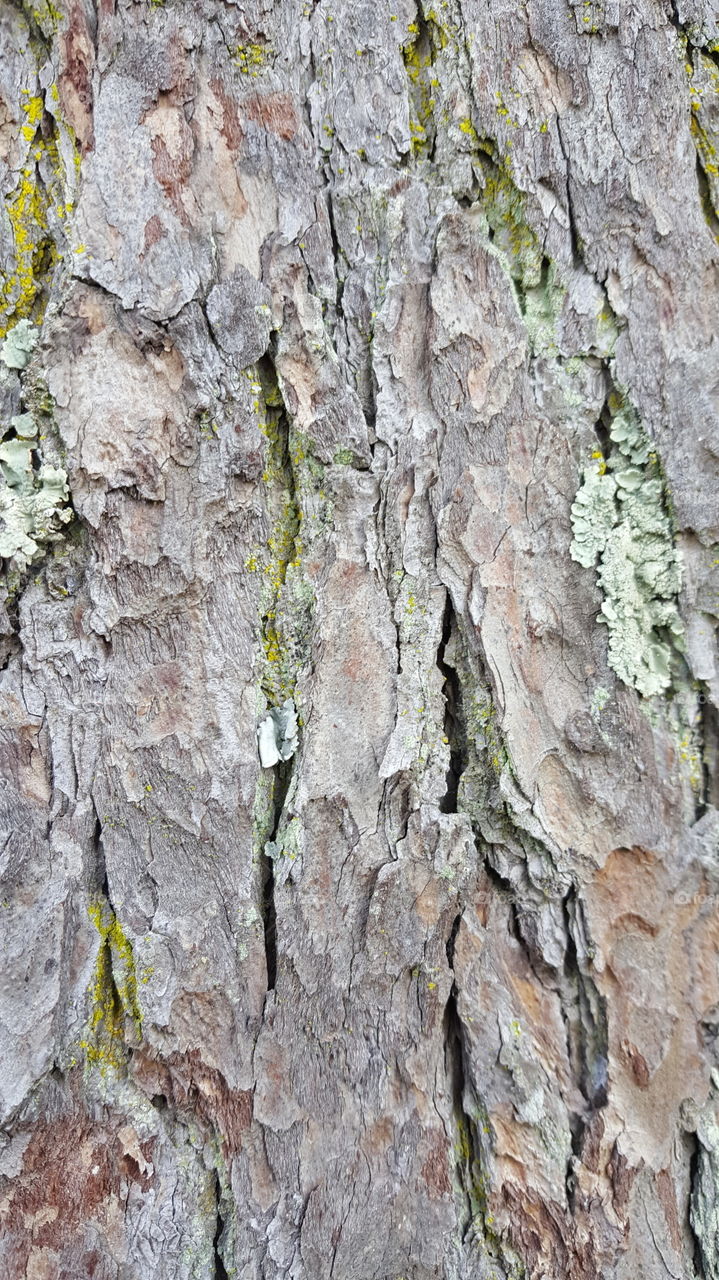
[2,1,719,1276]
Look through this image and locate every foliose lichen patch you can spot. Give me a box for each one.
[570,397,683,697]
[0,320,71,569]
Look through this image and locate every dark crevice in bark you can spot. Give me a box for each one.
[687,1134,706,1280]
[443,988,474,1240]
[556,116,582,266]
[694,155,719,241]
[400,1,442,166]
[325,191,347,334]
[260,804,280,994]
[591,392,612,458]
[564,892,609,1113]
[443,922,476,1241]
[260,758,293,992]
[561,889,609,1202]
[213,1171,229,1280]
[250,350,306,992]
[700,696,719,812]
[437,594,466,814]
[445,912,461,969]
[92,810,109,900]
[442,912,522,1274]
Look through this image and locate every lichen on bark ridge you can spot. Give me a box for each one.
[1,1,719,1278]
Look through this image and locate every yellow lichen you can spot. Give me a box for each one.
[80,900,142,1073]
[234,42,273,76]
[1,87,80,336]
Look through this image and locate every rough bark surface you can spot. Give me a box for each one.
[1,1,719,1277]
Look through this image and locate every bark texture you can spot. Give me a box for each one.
[1,0,719,1277]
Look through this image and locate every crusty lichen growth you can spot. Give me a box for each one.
[80,900,142,1072]
[250,369,309,705]
[686,46,719,232]
[1,84,81,337]
[233,42,273,76]
[571,397,683,697]
[0,321,72,568]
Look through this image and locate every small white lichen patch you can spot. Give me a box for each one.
[0,418,72,569]
[257,698,299,767]
[1,319,38,370]
[570,402,682,698]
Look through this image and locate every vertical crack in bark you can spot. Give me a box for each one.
[259,757,295,992]
[443,913,476,1242]
[591,392,612,458]
[561,888,608,1203]
[255,352,302,706]
[213,1170,229,1280]
[437,593,466,814]
[252,352,306,993]
[92,805,109,899]
[698,692,719,815]
[443,911,522,1275]
[401,1,442,166]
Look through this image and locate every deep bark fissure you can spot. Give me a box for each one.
[443,927,476,1242]
[213,1171,229,1280]
[260,757,294,992]
[91,809,108,900]
[437,594,466,814]
[560,890,609,1206]
[698,692,719,814]
[687,1134,706,1280]
[1,5,717,1276]
[694,154,719,240]
[591,393,612,458]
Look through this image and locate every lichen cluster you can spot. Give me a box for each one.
[80,900,142,1072]
[570,399,683,697]
[0,319,71,568]
[685,42,719,232]
[1,85,79,339]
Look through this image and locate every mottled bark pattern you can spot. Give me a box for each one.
[1,0,719,1277]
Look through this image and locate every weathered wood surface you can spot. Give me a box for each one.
[1,1,719,1276]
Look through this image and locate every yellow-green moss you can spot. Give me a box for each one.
[250,369,313,704]
[20,0,62,34]
[80,900,142,1072]
[1,86,79,337]
[400,10,455,158]
[686,48,719,232]
[233,42,273,76]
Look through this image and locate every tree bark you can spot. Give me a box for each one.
[1,0,719,1276]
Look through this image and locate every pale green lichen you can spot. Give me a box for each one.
[569,464,618,569]
[1,317,38,369]
[0,422,71,567]
[0,324,72,568]
[570,400,683,697]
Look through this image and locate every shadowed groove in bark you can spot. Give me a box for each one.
[688,1134,706,1280]
[561,889,609,1207]
[443,911,477,1243]
[438,593,466,814]
[700,696,719,811]
[259,756,295,992]
[443,906,526,1278]
[1,2,717,1275]
[213,1171,229,1280]
[92,806,108,900]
